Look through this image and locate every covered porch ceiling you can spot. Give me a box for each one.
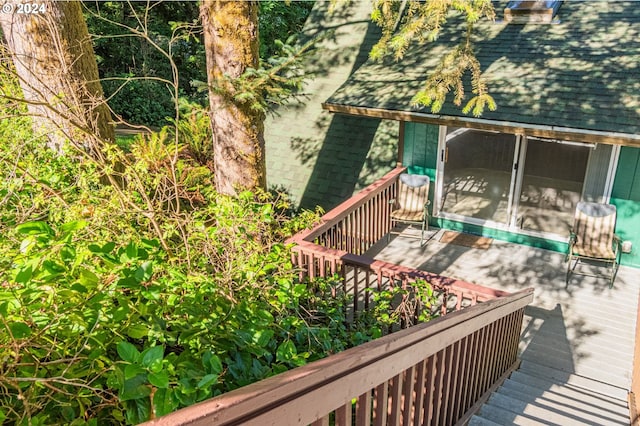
[323,0,640,148]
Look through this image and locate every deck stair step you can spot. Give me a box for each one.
[467,363,629,426]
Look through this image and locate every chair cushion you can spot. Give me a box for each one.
[396,174,430,215]
[391,208,424,222]
[571,201,617,259]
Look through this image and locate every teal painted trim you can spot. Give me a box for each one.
[611,146,640,200]
[403,123,439,171]
[610,198,640,268]
[434,217,569,253]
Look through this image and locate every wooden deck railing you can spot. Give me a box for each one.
[145,288,533,426]
[143,167,533,425]
[293,167,404,255]
[289,167,510,323]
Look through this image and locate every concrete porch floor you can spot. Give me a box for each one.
[368,226,639,396]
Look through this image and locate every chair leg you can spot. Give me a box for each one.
[565,254,574,285]
[610,258,619,289]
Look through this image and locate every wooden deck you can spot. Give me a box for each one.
[370,227,638,424]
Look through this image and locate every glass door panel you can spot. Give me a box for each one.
[517,139,590,235]
[442,128,517,224]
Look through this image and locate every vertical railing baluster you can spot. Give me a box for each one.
[374,382,388,426]
[413,359,427,426]
[388,373,403,425]
[402,365,416,426]
[356,391,372,426]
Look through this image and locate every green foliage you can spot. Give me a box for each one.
[193,36,316,116]
[258,1,315,58]
[0,72,437,421]
[85,1,205,127]
[411,43,496,117]
[370,0,497,116]
[85,1,314,127]
[102,75,176,127]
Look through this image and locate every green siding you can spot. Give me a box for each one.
[403,123,439,218]
[611,147,640,267]
[403,122,439,178]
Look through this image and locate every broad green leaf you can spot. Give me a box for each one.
[252,329,274,348]
[134,261,153,282]
[125,394,151,423]
[197,374,218,389]
[70,283,88,293]
[8,322,31,339]
[88,244,103,253]
[78,269,99,289]
[121,375,151,401]
[125,364,146,380]
[276,340,297,363]
[117,341,140,363]
[60,220,88,233]
[148,371,169,389]
[126,324,148,339]
[153,388,177,417]
[202,351,222,375]
[125,242,138,260]
[15,266,33,284]
[141,346,164,370]
[16,221,54,236]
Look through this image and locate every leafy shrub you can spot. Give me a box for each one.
[102,76,176,127]
[0,114,437,424]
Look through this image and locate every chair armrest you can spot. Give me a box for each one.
[613,234,622,254]
[389,198,396,204]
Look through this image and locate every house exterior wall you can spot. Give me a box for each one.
[403,122,640,267]
[402,122,438,219]
[611,146,640,268]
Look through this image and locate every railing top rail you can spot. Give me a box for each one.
[143,288,533,426]
[291,240,510,300]
[289,166,406,243]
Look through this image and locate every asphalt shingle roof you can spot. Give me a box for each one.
[324,1,640,138]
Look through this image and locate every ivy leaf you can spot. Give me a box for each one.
[117,341,140,363]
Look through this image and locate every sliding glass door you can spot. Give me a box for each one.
[441,128,517,224]
[437,127,615,238]
[515,138,590,235]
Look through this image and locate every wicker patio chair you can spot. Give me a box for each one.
[566,201,621,288]
[389,173,430,245]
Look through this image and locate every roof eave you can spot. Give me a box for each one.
[322,102,640,148]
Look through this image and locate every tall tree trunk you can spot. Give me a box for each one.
[201,0,266,195]
[0,0,114,152]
